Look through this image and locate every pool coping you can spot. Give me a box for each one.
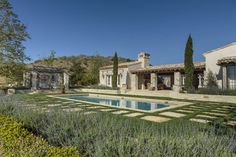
[48,94,193,113]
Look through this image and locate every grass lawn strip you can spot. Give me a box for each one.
[203,112,228,117]
[100,109,117,112]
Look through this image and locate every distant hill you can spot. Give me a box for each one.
[30,54,134,86]
[32,55,133,70]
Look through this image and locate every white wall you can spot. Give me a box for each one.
[203,43,236,88]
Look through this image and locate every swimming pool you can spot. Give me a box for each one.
[59,94,170,112]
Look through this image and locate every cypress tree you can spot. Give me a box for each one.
[184,35,194,92]
[112,52,118,88]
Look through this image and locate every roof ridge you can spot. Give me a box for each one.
[203,42,236,56]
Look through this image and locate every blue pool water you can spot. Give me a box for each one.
[61,95,169,111]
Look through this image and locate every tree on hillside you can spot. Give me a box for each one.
[184,35,194,92]
[112,52,118,88]
[69,61,85,86]
[0,0,30,85]
[83,55,104,85]
[44,50,56,67]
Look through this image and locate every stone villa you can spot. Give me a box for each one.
[23,66,69,91]
[99,42,236,92]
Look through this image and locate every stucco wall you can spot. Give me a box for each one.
[203,43,236,88]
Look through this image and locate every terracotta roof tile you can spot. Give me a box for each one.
[217,56,236,65]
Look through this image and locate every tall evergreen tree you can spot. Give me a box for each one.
[112,52,118,88]
[184,35,194,92]
[0,0,30,85]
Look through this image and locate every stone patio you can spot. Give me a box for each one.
[159,112,186,118]
[141,116,171,123]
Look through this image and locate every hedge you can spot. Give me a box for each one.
[0,114,80,157]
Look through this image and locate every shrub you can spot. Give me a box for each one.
[0,114,80,157]
[206,70,218,88]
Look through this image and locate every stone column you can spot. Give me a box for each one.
[31,72,38,91]
[63,72,69,90]
[139,74,145,90]
[150,73,158,90]
[198,74,203,88]
[173,72,181,92]
[222,66,228,90]
[131,74,138,90]
[203,70,207,87]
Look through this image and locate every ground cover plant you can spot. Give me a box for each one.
[0,113,80,157]
[0,94,235,157]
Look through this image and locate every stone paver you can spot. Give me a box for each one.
[211,109,229,113]
[86,106,105,109]
[83,111,97,115]
[225,120,236,126]
[222,106,235,109]
[63,108,83,112]
[176,109,194,113]
[123,112,144,117]
[112,110,130,114]
[48,104,61,107]
[159,112,186,118]
[22,104,37,107]
[196,114,217,119]
[190,118,210,123]
[100,109,116,112]
[203,112,227,117]
[141,116,171,123]
[215,107,230,111]
[77,104,91,107]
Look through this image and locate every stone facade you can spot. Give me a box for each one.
[99,42,236,92]
[24,66,69,91]
[99,52,150,89]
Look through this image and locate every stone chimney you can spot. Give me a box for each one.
[138,52,150,68]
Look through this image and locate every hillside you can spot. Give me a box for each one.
[31,54,133,86]
[32,55,133,70]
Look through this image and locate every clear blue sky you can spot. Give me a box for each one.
[10,0,236,65]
